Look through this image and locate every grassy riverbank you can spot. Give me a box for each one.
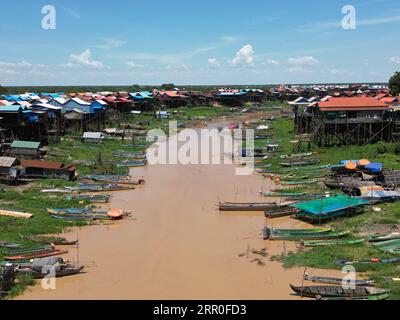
[268,118,400,299]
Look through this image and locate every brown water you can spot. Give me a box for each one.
[19,118,341,300]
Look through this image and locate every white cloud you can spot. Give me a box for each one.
[92,38,127,50]
[208,58,220,68]
[390,56,400,64]
[220,36,239,43]
[69,49,105,69]
[287,56,319,66]
[267,59,280,66]
[285,66,312,74]
[126,61,144,69]
[229,44,255,67]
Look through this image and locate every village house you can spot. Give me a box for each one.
[21,160,76,181]
[82,132,104,144]
[0,157,21,180]
[8,140,43,159]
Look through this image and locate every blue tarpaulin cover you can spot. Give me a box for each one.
[364,162,383,173]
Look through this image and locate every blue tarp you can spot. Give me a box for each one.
[364,162,383,173]
[340,160,360,165]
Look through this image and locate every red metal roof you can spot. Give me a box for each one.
[21,160,64,170]
[317,97,390,112]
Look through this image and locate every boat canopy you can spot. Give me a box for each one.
[290,194,368,215]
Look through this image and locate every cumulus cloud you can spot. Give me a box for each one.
[93,38,127,50]
[69,49,104,69]
[126,61,144,69]
[229,44,255,67]
[0,60,48,76]
[390,56,400,64]
[287,56,319,66]
[208,58,220,68]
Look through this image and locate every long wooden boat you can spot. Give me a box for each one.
[304,274,374,286]
[267,227,332,235]
[17,266,84,279]
[280,159,321,167]
[112,151,147,159]
[65,184,135,193]
[280,152,313,159]
[264,207,298,218]
[281,179,318,186]
[5,246,52,256]
[369,233,400,243]
[82,174,145,185]
[264,227,349,241]
[218,202,277,212]
[19,235,78,246]
[261,192,307,198]
[116,160,147,168]
[290,284,389,298]
[0,242,21,249]
[319,293,390,300]
[0,209,33,219]
[64,194,111,203]
[48,208,91,215]
[300,238,365,247]
[5,249,68,261]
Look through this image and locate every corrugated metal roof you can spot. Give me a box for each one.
[11,140,41,149]
[0,157,19,168]
[83,132,103,139]
[21,160,63,170]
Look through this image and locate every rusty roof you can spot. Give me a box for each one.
[21,160,64,170]
[317,97,390,112]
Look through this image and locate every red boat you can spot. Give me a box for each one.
[5,249,68,261]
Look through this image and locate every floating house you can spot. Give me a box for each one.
[0,157,21,180]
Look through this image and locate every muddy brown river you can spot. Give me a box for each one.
[19,118,341,300]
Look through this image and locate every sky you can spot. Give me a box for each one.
[1,0,400,86]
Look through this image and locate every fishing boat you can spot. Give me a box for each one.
[0,209,33,219]
[261,191,307,197]
[369,233,400,243]
[112,151,147,159]
[372,239,400,253]
[65,184,135,193]
[336,257,400,266]
[303,273,374,286]
[48,208,91,215]
[17,265,85,279]
[290,284,389,299]
[218,202,278,212]
[264,207,298,218]
[263,226,349,241]
[280,152,313,159]
[280,159,321,167]
[0,242,21,249]
[300,238,365,247]
[318,293,390,300]
[5,248,68,261]
[281,179,318,186]
[116,160,147,167]
[64,194,111,203]
[19,234,78,246]
[82,174,145,185]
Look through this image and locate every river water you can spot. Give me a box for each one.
[19,117,341,300]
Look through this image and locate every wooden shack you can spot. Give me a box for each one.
[21,160,76,181]
[0,157,21,180]
[9,141,43,159]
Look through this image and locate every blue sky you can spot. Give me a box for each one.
[1,0,400,85]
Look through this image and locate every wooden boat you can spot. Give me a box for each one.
[280,152,313,159]
[0,242,21,249]
[304,274,374,286]
[336,257,400,266]
[112,151,147,159]
[281,179,318,186]
[116,160,147,167]
[300,238,365,247]
[82,174,145,185]
[264,207,298,218]
[17,266,84,279]
[264,227,349,241]
[369,233,400,243]
[218,202,277,212]
[0,209,33,219]
[5,246,52,256]
[280,159,321,167]
[267,227,332,235]
[290,284,389,298]
[49,214,96,222]
[319,293,390,300]
[5,249,68,261]
[48,208,91,215]
[261,192,307,198]
[65,184,135,193]
[64,195,111,203]
[19,235,78,246]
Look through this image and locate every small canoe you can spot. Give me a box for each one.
[218,202,277,212]
[5,249,68,261]
[116,160,147,167]
[290,284,389,299]
[264,227,349,241]
[300,238,365,247]
[5,246,52,256]
[304,274,374,286]
[319,293,390,301]
[264,207,298,218]
[64,195,111,203]
[0,242,22,249]
[48,208,91,215]
[281,159,321,167]
[0,209,33,219]
[281,179,318,186]
[17,266,84,279]
[19,235,78,246]
[280,152,313,159]
[268,227,332,234]
[369,233,400,243]
[65,184,135,193]
[261,192,307,197]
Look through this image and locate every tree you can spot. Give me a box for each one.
[389,71,400,96]
[0,85,8,94]
[129,84,140,92]
[161,83,175,91]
